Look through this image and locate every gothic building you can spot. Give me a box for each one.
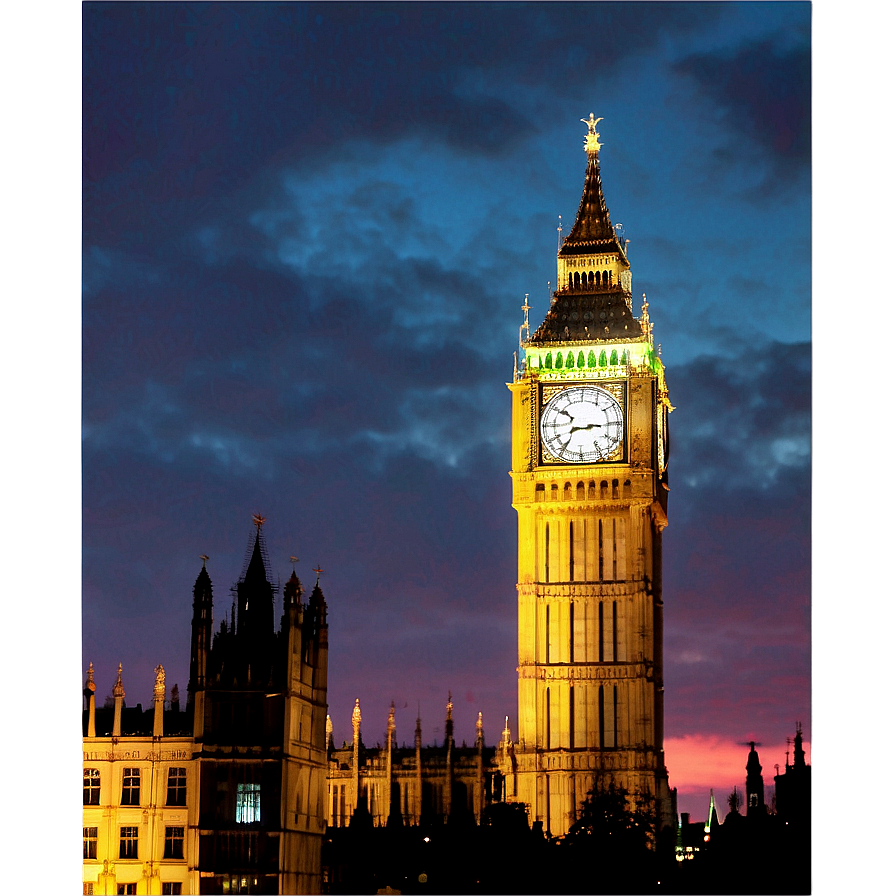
[82,518,329,895]
[506,115,675,836]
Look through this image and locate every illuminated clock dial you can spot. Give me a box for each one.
[540,385,623,463]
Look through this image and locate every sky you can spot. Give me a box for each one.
[75,2,817,820]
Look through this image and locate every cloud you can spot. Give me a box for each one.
[672,36,811,198]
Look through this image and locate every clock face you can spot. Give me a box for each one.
[540,385,624,464]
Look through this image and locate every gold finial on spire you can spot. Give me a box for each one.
[352,698,361,734]
[313,565,323,584]
[446,692,453,719]
[581,113,603,155]
[252,513,266,529]
[113,662,125,698]
[200,554,209,567]
[154,664,166,698]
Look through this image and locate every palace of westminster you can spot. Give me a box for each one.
[82,119,808,894]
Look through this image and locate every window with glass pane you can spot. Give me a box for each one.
[235,783,261,823]
[83,768,100,805]
[119,826,138,859]
[161,885,182,895]
[164,826,185,859]
[121,768,140,805]
[166,767,187,806]
[83,827,98,859]
[117,885,136,895]
[83,884,95,895]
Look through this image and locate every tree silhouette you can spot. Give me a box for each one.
[559,781,659,893]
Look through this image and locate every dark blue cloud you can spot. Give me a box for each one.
[672,34,811,197]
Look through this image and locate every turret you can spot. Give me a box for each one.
[152,664,166,737]
[282,568,304,631]
[414,713,423,825]
[188,556,213,739]
[188,556,213,707]
[351,698,362,815]
[385,702,396,822]
[84,662,96,738]
[745,742,766,817]
[444,693,454,817]
[235,517,277,686]
[112,663,125,737]
[475,711,484,822]
[304,575,329,688]
[793,722,806,769]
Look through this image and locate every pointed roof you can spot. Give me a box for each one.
[529,292,638,343]
[559,114,627,258]
[243,531,269,585]
[529,117,637,344]
[560,154,618,253]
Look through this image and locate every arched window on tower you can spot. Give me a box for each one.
[535,483,545,502]
[576,481,585,500]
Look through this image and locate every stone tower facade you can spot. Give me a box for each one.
[506,116,674,836]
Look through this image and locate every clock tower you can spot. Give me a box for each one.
[507,116,674,836]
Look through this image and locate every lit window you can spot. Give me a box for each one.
[83,827,98,859]
[236,783,261,823]
[164,826,184,859]
[166,767,187,806]
[117,885,136,895]
[119,826,138,859]
[121,768,140,806]
[84,768,100,805]
[162,885,182,895]
[83,885,95,895]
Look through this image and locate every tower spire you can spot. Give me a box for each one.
[529,116,635,344]
[561,114,617,249]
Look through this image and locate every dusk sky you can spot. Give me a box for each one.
[76,2,817,820]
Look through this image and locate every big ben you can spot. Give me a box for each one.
[507,115,674,837]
